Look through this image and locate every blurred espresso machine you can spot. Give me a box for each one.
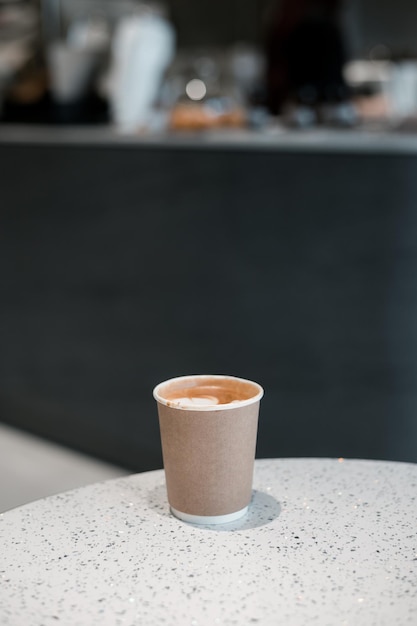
[265,0,355,126]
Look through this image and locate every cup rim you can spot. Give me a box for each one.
[153,374,264,411]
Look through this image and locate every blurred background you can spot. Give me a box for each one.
[3,0,417,129]
[2,0,417,510]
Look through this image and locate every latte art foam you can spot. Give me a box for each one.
[164,382,253,407]
[168,396,220,407]
[154,375,263,411]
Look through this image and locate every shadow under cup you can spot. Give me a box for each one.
[153,375,264,524]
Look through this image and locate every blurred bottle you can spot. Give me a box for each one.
[108,3,175,132]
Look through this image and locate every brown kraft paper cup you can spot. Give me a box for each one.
[153,375,263,524]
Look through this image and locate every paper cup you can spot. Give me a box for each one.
[153,375,263,524]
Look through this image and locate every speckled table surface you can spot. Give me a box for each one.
[0,458,416,625]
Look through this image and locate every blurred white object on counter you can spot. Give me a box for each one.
[47,42,99,103]
[228,44,265,104]
[109,12,175,132]
[387,62,417,120]
[47,18,109,104]
[345,59,417,123]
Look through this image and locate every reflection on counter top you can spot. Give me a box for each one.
[2,123,417,154]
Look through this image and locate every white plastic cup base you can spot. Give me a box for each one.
[170,505,248,525]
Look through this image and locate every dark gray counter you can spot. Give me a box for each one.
[2,124,417,154]
[1,134,417,470]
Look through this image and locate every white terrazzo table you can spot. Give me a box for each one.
[1,458,416,625]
